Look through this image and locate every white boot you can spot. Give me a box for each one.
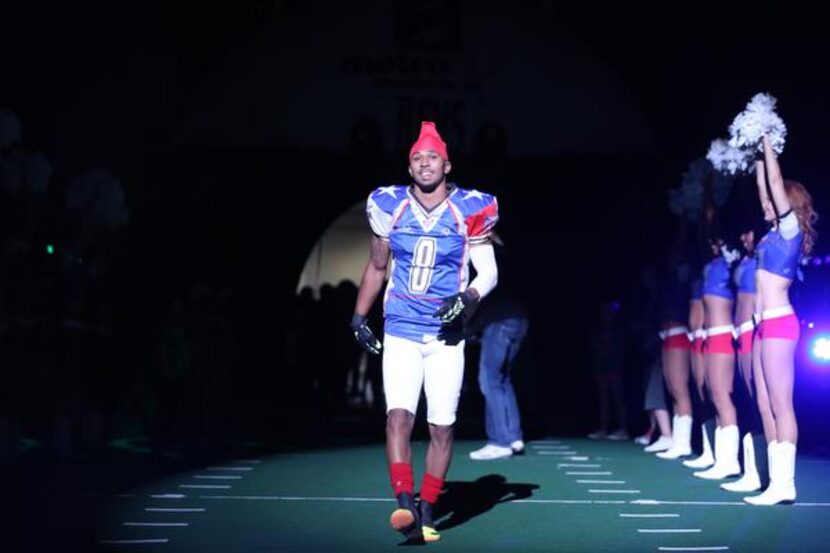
[656,415,692,459]
[745,441,796,505]
[644,435,674,453]
[653,415,678,455]
[695,425,741,479]
[721,432,761,492]
[683,424,716,468]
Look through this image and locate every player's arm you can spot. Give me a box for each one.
[758,134,799,240]
[759,134,792,218]
[467,242,498,301]
[434,194,499,323]
[755,148,771,212]
[434,242,498,323]
[355,236,390,317]
[351,236,390,354]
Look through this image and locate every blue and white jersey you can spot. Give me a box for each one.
[733,255,758,294]
[757,214,803,280]
[703,256,734,300]
[366,184,499,342]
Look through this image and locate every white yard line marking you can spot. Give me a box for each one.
[566,471,612,475]
[180,484,231,489]
[557,463,601,468]
[100,539,170,544]
[637,528,701,533]
[517,499,622,505]
[150,494,186,499]
[657,545,729,551]
[538,451,579,456]
[515,499,592,504]
[566,456,590,461]
[619,513,679,518]
[531,445,571,449]
[632,499,744,506]
[194,475,242,480]
[632,498,830,508]
[146,508,206,512]
[576,480,625,484]
[177,493,830,510]
[124,522,189,527]
[200,495,396,502]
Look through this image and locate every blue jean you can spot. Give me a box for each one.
[478,318,528,447]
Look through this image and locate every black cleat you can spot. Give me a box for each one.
[390,492,421,541]
[418,500,441,542]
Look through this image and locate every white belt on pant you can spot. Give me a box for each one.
[733,320,755,338]
[753,305,795,327]
[761,305,795,320]
[706,325,734,338]
[659,326,689,340]
[687,328,706,341]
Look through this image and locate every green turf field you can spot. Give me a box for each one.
[95,438,830,552]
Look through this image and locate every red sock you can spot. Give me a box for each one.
[389,463,414,496]
[420,472,444,504]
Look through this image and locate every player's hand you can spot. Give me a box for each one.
[433,290,476,323]
[437,320,467,345]
[350,314,382,355]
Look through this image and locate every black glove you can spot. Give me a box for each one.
[437,319,467,345]
[350,313,382,355]
[432,290,476,324]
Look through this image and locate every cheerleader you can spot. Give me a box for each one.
[744,135,817,505]
[652,261,693,456]
[679,275,717,468]
[692,233,741,480]
[721,223,766,492]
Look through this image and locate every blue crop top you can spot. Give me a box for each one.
[756,213,803,280]
[703,257,734,300]
[733,256,757,294]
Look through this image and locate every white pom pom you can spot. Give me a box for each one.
[728,92,787,154]
[706,138,729,168]
[721,245,741,265]
[708,138,753,175]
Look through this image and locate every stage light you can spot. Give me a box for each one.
[811,336,830,364]
[808,322,815,329]
[45,244,54,255]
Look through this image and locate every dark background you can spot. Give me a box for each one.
[2,1,830,549]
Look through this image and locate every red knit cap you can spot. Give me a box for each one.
[409,121,448,160]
